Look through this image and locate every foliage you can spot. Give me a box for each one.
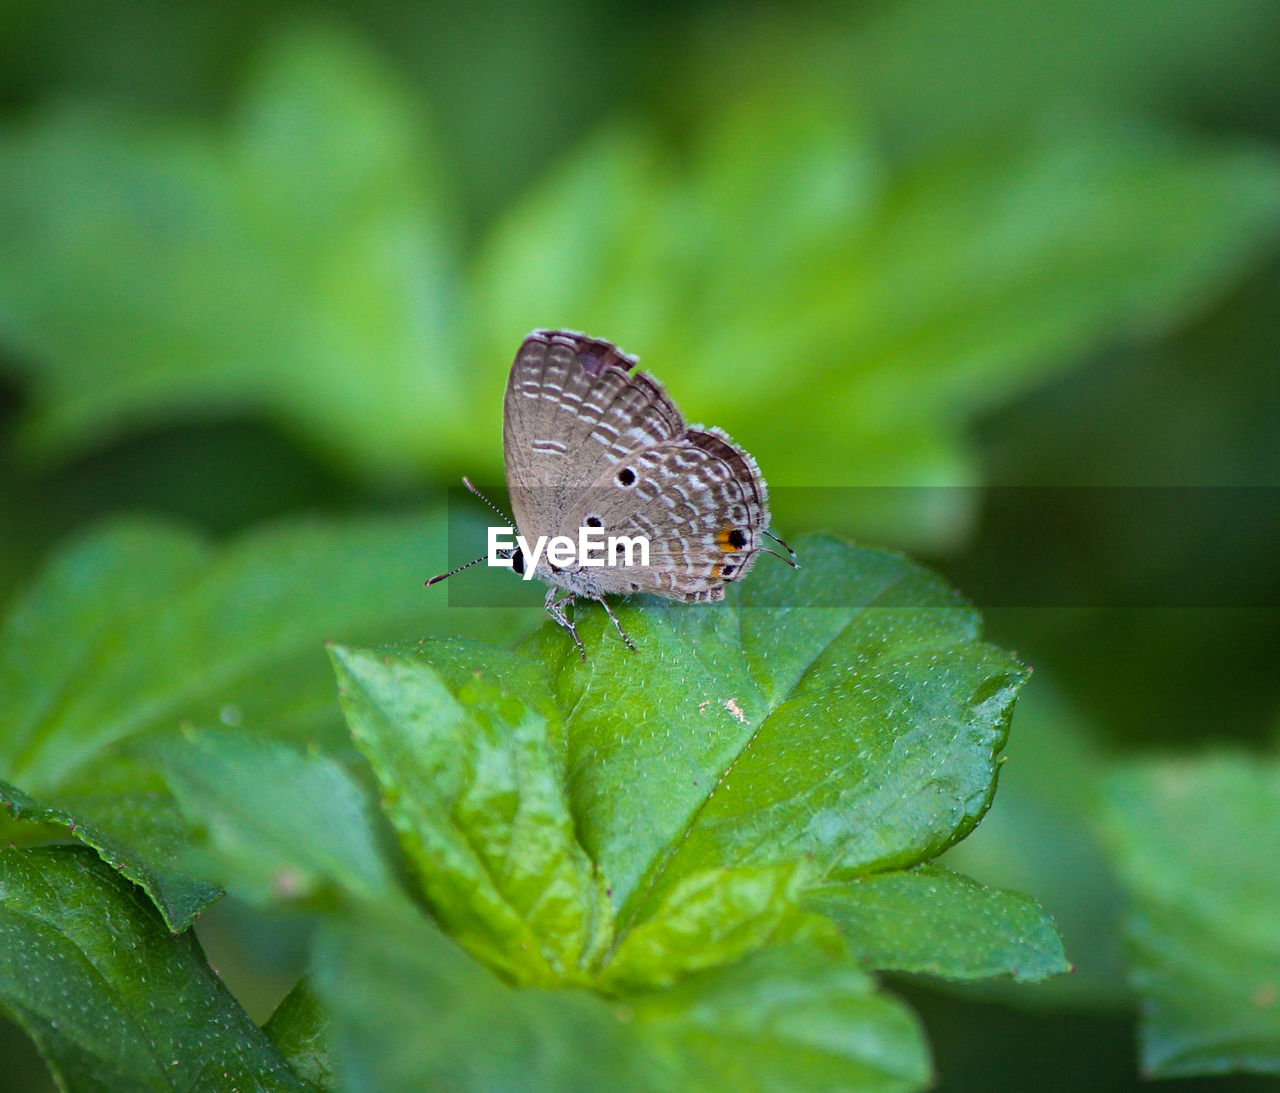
[1,1,1279,1089]
[0,845,306,1092]
[0,528,1063,1091]
[0,514,527,930]
[1102,755,1280,1078]
[2,22,1279,548]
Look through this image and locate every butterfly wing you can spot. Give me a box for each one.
[504,329,772,603]
[503,329,683,542]
[556,425,771,603]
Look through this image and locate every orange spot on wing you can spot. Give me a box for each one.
[715,528,742,552]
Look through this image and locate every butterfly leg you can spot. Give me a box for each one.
[544,587,586,660]
[597,597,637,653]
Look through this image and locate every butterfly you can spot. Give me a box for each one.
[429,330,795,655]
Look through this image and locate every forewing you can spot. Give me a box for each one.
[502,330,683,538]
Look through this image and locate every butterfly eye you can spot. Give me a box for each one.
[617,467,636,487]
[511,547,525,575]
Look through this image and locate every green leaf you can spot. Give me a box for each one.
[603,863,841,991]
[472,100,1280,547]
[7,22,1278,556]
[347,533,1029,997]
[152,728,397,907]
[313,904,659,1093]
[330,641,612,986]
[804,864,1069,982]
[630,944,931,1093]
[0,512,531,930]
[0,21,465,473]
[315,902,930,1093]
[530,534,1025,928]
[939,679,1127,1007]
[0,845,307,1092]
[0,761,221,934]
[1102,754,1280,1078]
[839,0,1280,157]
[264,981,333,1093]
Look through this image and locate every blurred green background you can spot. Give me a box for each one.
[1,1,1278,1089]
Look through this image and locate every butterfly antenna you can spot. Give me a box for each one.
[424,553,487,587]
[426,477,520,586]
[764,530,800,568]
[462,477,516,527]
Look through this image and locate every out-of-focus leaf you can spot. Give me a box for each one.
[6,20,1279,554]
[330,641,612,986]
[1102,754,1280,1078]
[264,980,332,1093]
[472,99,1280,547]
[389,0,637,221]
[153,728,397,907]
[805,864,1069,982]
[0,512,518,787]
[313,903,660,1093]
[0,22,465,473]
[0,845,307,1092]
[0,512,532,929]
[631,943,931,1093]
[839,0,1280,157]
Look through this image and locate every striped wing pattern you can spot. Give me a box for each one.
[502,329,771,604]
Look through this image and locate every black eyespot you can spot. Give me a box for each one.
[511,548,524,575]
[722,564,737,578]
[728,528,748,549]
[617,467,636,487]
[585,514,603,528]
